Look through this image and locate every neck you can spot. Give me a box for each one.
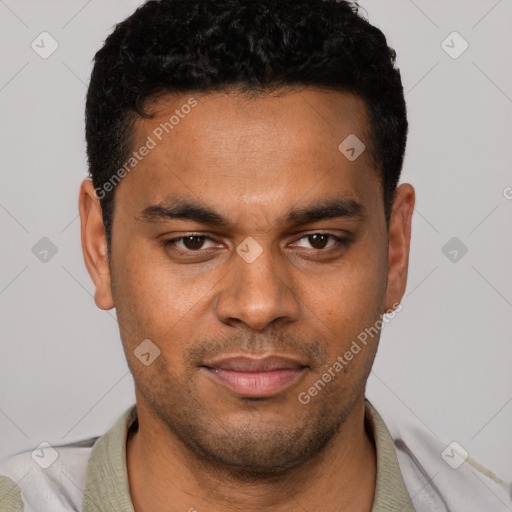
[126,395,377,512]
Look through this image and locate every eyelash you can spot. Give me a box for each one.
[161,233,351,256]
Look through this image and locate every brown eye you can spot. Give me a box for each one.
[293,233,349,251]
[182,236,206,250]
[307,234,330,250]
[162,234,219,255]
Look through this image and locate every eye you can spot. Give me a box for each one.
[292,233,349,251]
[161,232,351,258]
[162,235,219,254]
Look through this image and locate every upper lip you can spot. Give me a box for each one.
[201,355,308,372]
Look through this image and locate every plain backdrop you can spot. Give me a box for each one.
[1,0,511,484]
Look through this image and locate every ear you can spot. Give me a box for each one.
[79,178,114,310]
[384,183,415,313]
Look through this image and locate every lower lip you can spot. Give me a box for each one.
[203,367,306,397]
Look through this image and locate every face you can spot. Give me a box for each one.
[80,87,414,474]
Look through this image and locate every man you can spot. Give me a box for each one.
[1,0,510,510]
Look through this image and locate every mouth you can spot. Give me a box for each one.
[200,355,309,398]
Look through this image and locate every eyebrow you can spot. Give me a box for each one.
[136,194,366,228]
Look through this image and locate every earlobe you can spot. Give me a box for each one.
[384,183,415,312]
[79,178,115,310]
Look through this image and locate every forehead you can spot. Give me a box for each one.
[140,87,372,160]
[117,88,382,228]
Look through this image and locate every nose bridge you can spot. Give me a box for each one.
[215,239,300,330]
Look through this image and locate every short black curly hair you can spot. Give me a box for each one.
[85,0,408,252]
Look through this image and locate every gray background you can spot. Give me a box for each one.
[1,0,511,487]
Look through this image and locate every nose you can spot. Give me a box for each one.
[215,242,301,331]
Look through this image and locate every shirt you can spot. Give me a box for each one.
[0,399,510,511]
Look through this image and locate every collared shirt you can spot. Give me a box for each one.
[1,399,510,511]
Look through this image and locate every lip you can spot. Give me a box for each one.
[201,355,308,398]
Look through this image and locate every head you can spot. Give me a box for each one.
[80,0,414,475]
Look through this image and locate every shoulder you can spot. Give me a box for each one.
[0,437,97,512]
[387,415,512,512]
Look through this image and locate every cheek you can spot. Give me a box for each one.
[111,247,224,363]
[312,253,385,316]
[114,246,203,321]
[304,248,386,355]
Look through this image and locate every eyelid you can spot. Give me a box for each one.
[289,233,349,250]
[163,234,221,252]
